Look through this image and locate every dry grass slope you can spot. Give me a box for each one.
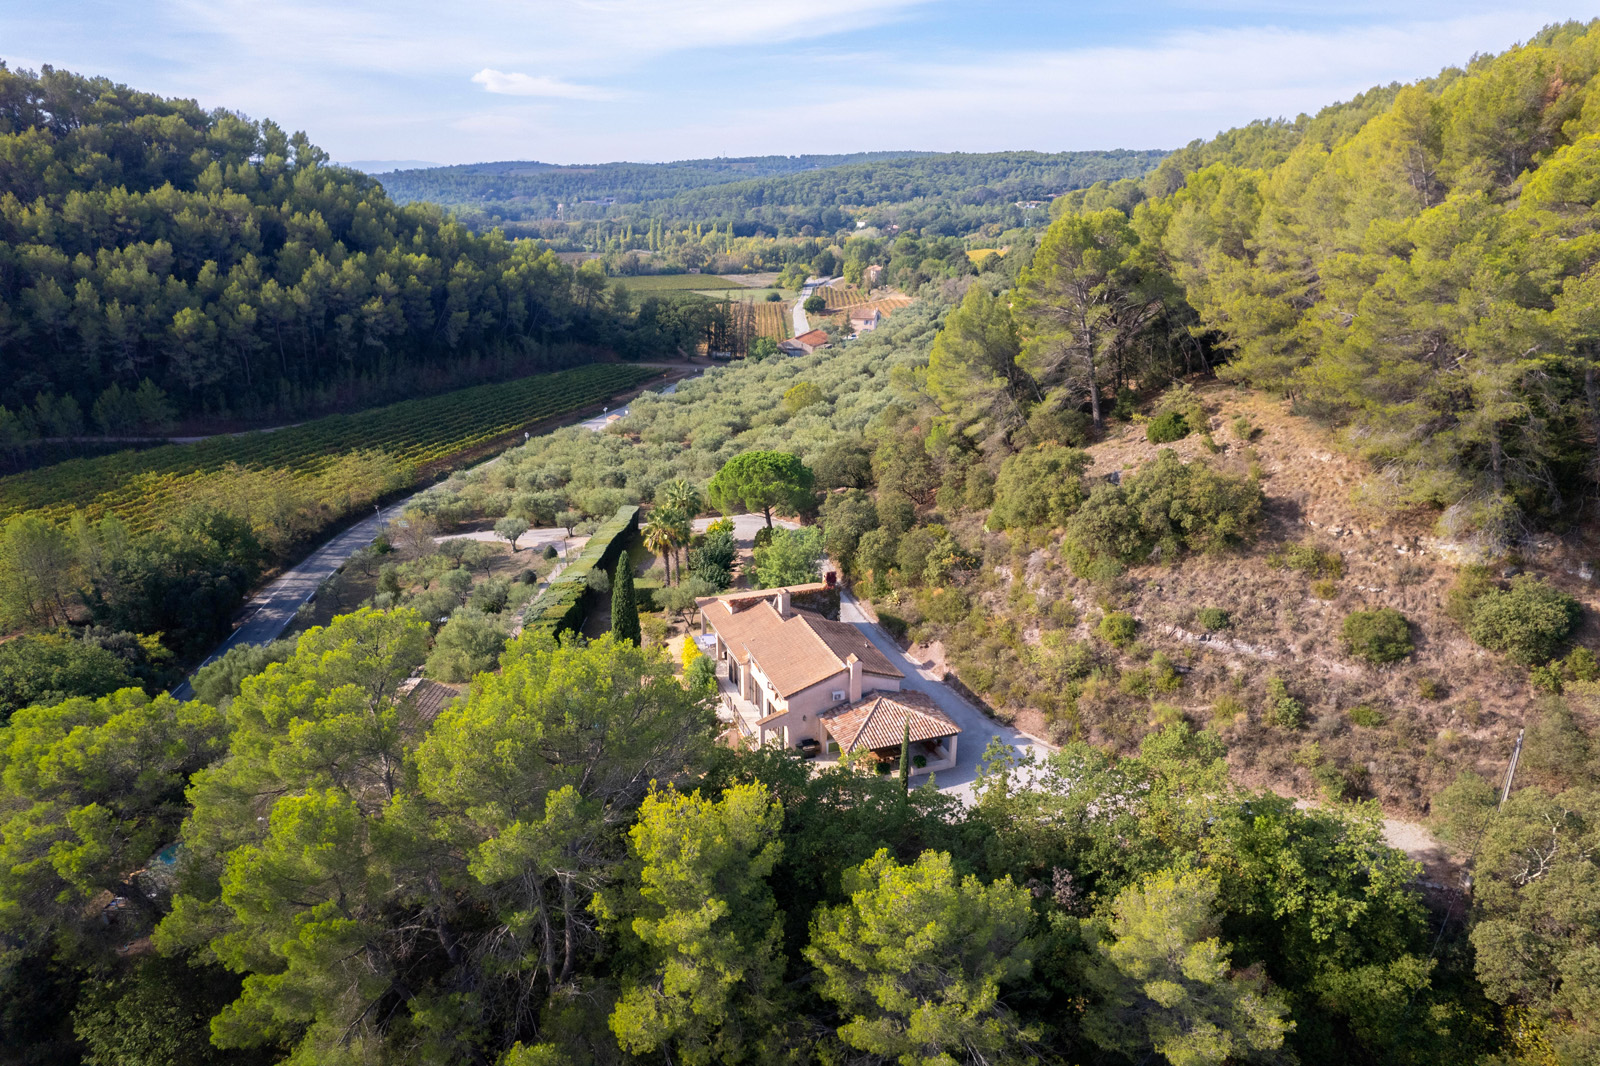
[946,384,1600,816]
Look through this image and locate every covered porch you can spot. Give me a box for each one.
[818,691,960,778]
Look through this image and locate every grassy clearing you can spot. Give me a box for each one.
[697,287,792,302]
[611,274,742,291]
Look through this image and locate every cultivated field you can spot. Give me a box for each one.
[816,284,867,310]
[611,274,741,291]
[753,301,794,339]
[0,363,660,533]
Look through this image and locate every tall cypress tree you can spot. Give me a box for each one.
[899,715,911,794]
[611,550,641,645]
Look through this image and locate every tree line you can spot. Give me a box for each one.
[0,609,1498,1066]
[1036,19,1600,541]
[0,63,670,427]
[384,151,1167,243]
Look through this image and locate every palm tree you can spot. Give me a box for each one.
[642,510,679,584]
[667,509,693,583]
[658,478,702,518]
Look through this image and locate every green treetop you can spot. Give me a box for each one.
[805,848,1037,1066]
[707,451,815,528]
[604,783,787,1065]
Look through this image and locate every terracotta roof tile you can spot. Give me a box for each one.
[399,678,460,723]
[699,592,902,698]
[820,691,960,752]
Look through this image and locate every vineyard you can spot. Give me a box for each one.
[753,300,795,340]
[817,291,916,335]
[816,284,867,311]
[0,363,660,535]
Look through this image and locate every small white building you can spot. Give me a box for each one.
[848,307,882,332]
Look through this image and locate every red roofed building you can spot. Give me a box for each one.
[697,586,960,774]
[780,328,831,356]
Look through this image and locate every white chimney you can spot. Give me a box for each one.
[846,654,862,703]
[774,588,791,617]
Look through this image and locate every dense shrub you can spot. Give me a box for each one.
[1097,611,1138,648]
[1444,564,1496,626]
[426,609,508,682]
[989,444,1089,530]
[1271,542,1344,579]
[1341,608,1413,664]
[1266,677,1305,728]
[1063,450,1262,577]
[1348,704,1386,728]
[1467,576,1582,665]
[753,527,824,588]
[1145,410,1190,443]
[687,526,738,589]
[1196,607,1231,631]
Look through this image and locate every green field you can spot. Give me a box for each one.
[696,287,791,302]
[611,273,743,292]
[0,363,659,533]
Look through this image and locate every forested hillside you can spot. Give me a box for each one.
[383,149,1168,241]
[378,151,933,215]
[1050,19,1600,543]
[0,64,619,425]
[8,22,1600,1066]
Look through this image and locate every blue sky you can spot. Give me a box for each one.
[1,2,1589,166]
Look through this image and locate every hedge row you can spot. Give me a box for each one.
[525,505,641,636]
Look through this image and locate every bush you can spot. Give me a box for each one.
[1310,579,1339,600]
[1342,608,1413,664]
[803,294,826,313]
[1444,564,1496,627]
[752,526,824,588]
[1272,542,1343,579]
[1211,694,1246,725]
[1063,452,1263,578]
[989,444,1090,530]
[687,526,738,589]
[1231,415,1258,441]
[1145,410,1190,444]
[1266,677,1305,728]
[1415,676,1443,700]
[1097,611,1138,648]
[1467,576,1582,665]
[542,544,558,560]
[426,609,508,682]
[1348,704,1386,728]
[1196,607,1231,631]
[189,638,294,705]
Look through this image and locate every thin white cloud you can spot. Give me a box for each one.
[471,68,618,100]
[0,0,1577,164]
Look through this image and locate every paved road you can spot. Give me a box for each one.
[578,376,685,430]
[171,375,684,698]
[690,513,799,545]
[170,502,407,699]
[838,591,1046,801]
[792,275,835,337]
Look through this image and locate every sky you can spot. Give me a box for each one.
[1,1,1592,167]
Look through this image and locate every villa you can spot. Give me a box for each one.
[696,585,960,775]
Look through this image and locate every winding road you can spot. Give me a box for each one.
[792,276,834,337]
[170,372,687,699]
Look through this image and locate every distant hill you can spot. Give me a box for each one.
[340,158,442,173]
[379,149,1169,236]
[378,152,936,215]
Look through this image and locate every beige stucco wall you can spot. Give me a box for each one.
[757,672,907,748]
